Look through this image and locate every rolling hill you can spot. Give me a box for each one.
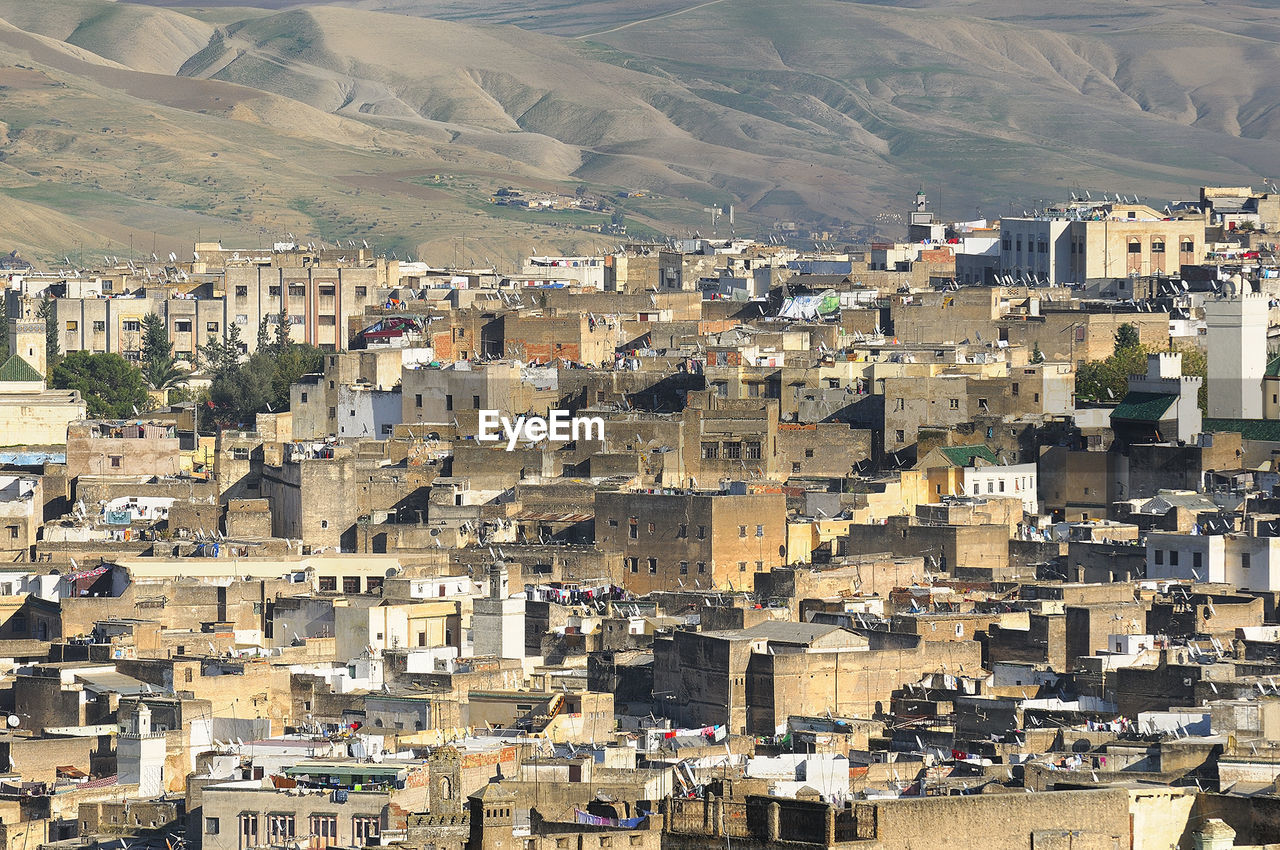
[0,0,1276,266]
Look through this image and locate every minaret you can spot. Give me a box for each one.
[117,701,166,797]
[466,783,516,850]
[1204,289,1267,419]
[8,314,46,380]
[470,562,525,659]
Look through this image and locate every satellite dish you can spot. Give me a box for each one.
[6,715,18,728]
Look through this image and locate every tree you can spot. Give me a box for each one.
[1076,344,1150,405]
[1030,341,1044,364]
[207,352,278,427]
[1114,322,1141,354]
[38,297,59,368]
[200,321,244,377]
[256,315,271,355]
[51,352,150,419]
[271,342,324,410]
[140,314,169,365]
[138,313,186,392]
[272,309,292,355]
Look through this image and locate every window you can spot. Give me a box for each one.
[1155,550,1164,565]
[739,525,747,538]
[236,314,248,325]
[267,814,295,842]
[123,319,141,332]
[738,561,747,572]
[269,285,282,296]
[677,524,687,538]
[289,285,306,297]
[627,557,638,573]
[355,286,367,297]
[6,526,16,540]
[1242,552,1251,569]
[628,518,637,539]
[756,524,764,538]
[445,394,453,411]
[352,817,379,844]
[10,616,25,634]
[697,562,706,574]
[319,315,336,326]
[66,320,78,332]
[1193,552,1202,570]
[328,407,336,419]
[472,395,481,409]
[1002,238,1011,251]
[321,520,329,529]
[724,443,741,460]
[415,393,423,409]
[301,392,308,403]
[646,521,655,534]
[647,558,657,574]
[1152,240,1165,253]
[92,321,105,332]
[1011,383,1019,396]
[235,814,262,850]
[697,525,706,540]
[949,398,959,409]
[319,285,336,297]
[175,320,192,332]
[342,576,360,594]
[381,424,393,435]
[702,442,719,460]
[206,818,219,835]
[310,815,337,849]
[319,576,337,592]
[792,462,802,473]
[894,398,904,411]
[679,561,688,575]
[1170,550,1179,566]
[894,430,905,444]
[207,321,220,332]
[109,456,122,468]
[804,449,814,458]
[1127,240,1141,254]
[745,442,762,459]
[1181,239,1194,253]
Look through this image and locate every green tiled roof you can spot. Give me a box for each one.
[936,444,998,467]
[1266,356,1280,378]
[1111,391,1177,422]
[0,355,42,383]
[1203,418,1280,442]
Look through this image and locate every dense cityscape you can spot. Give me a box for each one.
[0,185,1269,849]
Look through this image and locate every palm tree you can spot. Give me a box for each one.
[142,353,188,394]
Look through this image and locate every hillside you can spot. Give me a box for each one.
[0,0,1276,265]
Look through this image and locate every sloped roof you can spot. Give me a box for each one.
[936,445,998,467]
[1265,355,1280,378]
[1111,392,1177,422]
[0,355,42,383]
[1204,418,1280,442]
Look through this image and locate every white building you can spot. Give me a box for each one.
[1204,292,1267,419]
[962,462,1039,513]
[1146,532,1280,591]
[999,218,1073,283]
[117,703,167,797]
[470,564,525,660]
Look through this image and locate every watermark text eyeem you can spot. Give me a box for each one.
[477,410,605,450]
